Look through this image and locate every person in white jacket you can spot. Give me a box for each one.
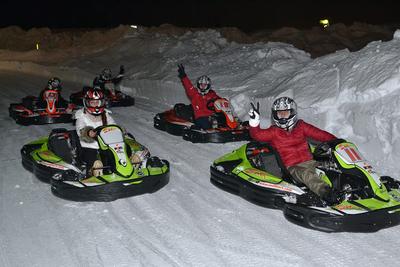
[75,87,148,177]
[75,88,115,176]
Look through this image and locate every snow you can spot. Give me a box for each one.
[1,27,400,266]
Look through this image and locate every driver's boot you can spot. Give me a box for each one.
[92,160,103,177]
[321,188,341,206]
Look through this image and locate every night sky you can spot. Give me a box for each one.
[2,0,400,31]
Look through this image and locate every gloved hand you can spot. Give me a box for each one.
[119,65,125,75]
[177,64,186,79]
[248,102,260,127]
[319,142,330,153]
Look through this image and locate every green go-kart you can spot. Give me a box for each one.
[210,139,400,232]
[21,125,169,201]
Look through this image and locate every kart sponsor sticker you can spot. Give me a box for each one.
[334,204,363,211]
[244,168,270,179]
[252,181,294,192]
[102,127,117,133]
[362,163,375,174]
[113,143,123,153]
[38,160,68,170]
[40,151,53,157]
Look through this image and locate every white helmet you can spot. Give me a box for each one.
[196,75,211,95]
[271,97,298,130]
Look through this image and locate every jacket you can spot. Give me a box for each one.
[75,108,116,149]
[249,120,336,167]
[181,76,220,119]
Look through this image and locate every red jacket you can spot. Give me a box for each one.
[181,76,220,119]
[250,120,336,167]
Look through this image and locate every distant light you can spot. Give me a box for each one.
[319,19,330,28]
[130,25,138,29]
[36,43,39,50]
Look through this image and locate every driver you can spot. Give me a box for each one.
[248,97,340,205]
[75,87,147,177]
[37,77,69,109]
[93,66,124,93]
[177,64,223,129]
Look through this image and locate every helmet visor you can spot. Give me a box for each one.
[198,83,208,90]
[277,110,291,119]
[87,99,105,108]
[273,109,296,120]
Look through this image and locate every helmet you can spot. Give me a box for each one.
[271,97,298,130]
[47,77,62,90]
[83,88,106,115]
[101,68,112,81]
[196,75,211,95]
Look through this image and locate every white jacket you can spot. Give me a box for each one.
[75,108,116,149]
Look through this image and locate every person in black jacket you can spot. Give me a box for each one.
[93,66,125,91]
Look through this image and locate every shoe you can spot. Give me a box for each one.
[296,192,325,207]
[92,160,103,177]
[130,154,141,164]
[322,188,341,206]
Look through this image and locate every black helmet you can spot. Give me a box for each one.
[47,77,62,90]
[101,68,112,81]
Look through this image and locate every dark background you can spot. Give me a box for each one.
[3,0,400,31]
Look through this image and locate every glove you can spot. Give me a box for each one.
[248,102,260,127]
[177,64,186,79]
[119,65,125,75]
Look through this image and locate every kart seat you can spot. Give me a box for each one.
[247,142,304,186]
[174,103,194,121]
[48,128,81,165]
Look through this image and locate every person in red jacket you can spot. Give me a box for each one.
[248,96,340,205]
[177,64,222,129]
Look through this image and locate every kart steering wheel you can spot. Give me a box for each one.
[313,139,346,159]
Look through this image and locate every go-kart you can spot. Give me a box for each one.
[21,125,169,201]
[9,90,75,125]
[210,139,400,232]
[154,98,250,143]
[70,82,134,107]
